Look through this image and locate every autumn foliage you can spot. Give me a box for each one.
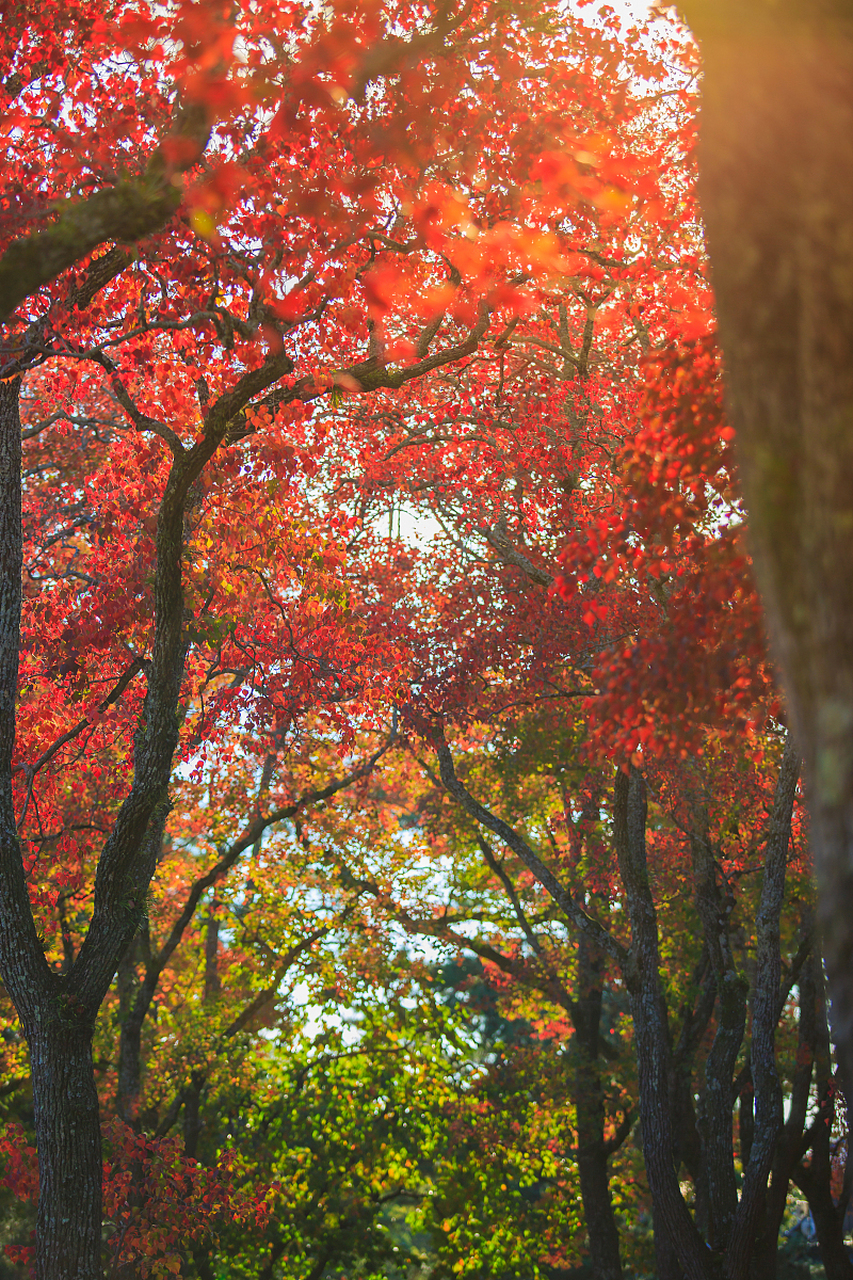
[0,1,845,1279]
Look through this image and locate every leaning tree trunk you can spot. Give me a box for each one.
[680,0,853,1090]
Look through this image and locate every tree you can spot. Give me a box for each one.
[1,0,673,1273]
[10,2,849,1275]
[333,276,846,1278]
[1,0,622,1273]
[674,0,853,1136]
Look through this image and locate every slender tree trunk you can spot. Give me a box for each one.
[182,1074,204,1161]
[572,935,623,1280]
[116,938,146,1127]
[671,952,717,1242]
[725,738,799,1280]
[752,928,817,1280]
[793,957,853,1280]
[614,768,716,1280]
[690,818,745,1253]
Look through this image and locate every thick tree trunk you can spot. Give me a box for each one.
[0,362,190,1277]
[681,0,853,1090]
[654,1206,688,1280]
[29,1022,103,1280]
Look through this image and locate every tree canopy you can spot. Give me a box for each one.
[0,2,850,1279]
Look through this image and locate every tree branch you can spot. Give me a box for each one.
[428,724,627,969]
[0,101,210,322]
[0,376,54,1022]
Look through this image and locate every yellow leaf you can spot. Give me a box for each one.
[190,209,217,239]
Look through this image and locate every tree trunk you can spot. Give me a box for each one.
[671,953,717,1242]
[0,374,104,1279]
[614,768,716,1280]
[575,1136,623,1280]
[182,1074,204,1161]
[0,257,301,1273]
[794,1162,853,1280]
[572,935,624,1280]
[654,1205,688,1280]
[725,738,799,1280]
[0,359,190,1276]
[690,818,745,1253]
[681,0,853,1092]
[793,956,853,1280]
[752,928,817,1280]
[29,1021,103,1280]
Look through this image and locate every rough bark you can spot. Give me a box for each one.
[0,376,102,1279]
[613,768,715,1280]
[679,0,853,1096]
[572,934,624,1280]
[0,102,210,323]
[654,1206,688,1280]
[29,1022,103,1278]
[725,736,800,1278]
[689,813,745,1253]
[752,928,817,1280]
